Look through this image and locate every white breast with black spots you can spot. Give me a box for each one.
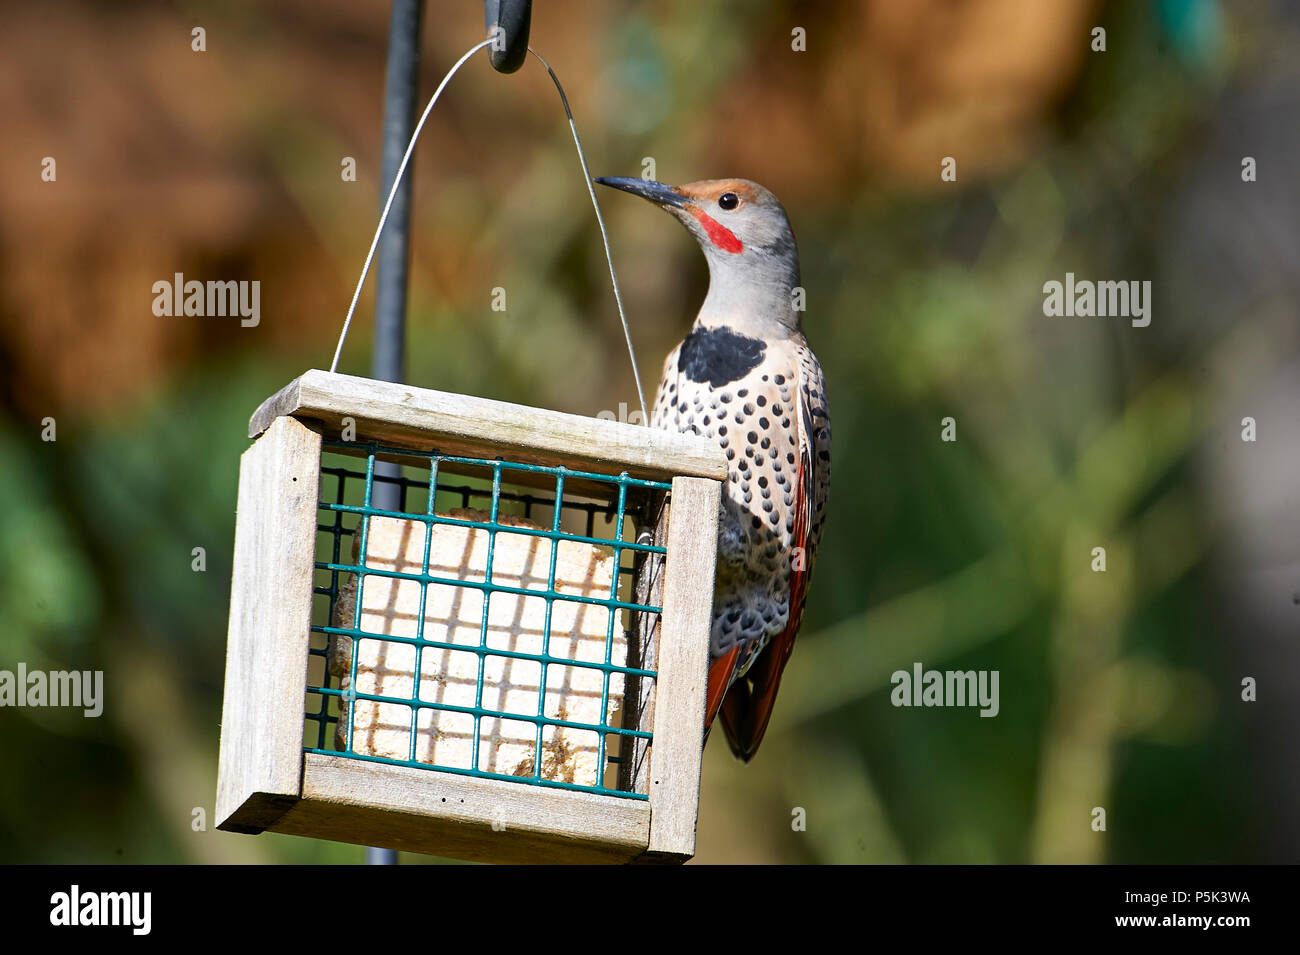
[652,345,799,671]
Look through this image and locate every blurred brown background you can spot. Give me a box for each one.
[1,0,1298,863]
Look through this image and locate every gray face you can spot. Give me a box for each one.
[596,177,795,264]
[595,176,803,336]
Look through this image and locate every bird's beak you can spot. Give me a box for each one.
[593,176,689,208]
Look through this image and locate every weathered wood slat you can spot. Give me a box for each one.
[249,370,728,483]
[641,476,718,861]
[269,753,650,864]
[216,416,321,833]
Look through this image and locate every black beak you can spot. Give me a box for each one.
[593,176,688,208]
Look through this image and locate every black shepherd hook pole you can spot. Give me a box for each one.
[364,0,532,866]
[371,0,424,393]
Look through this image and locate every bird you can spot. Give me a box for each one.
[595,176,831,761]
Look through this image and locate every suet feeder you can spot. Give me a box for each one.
[215,371,727,863]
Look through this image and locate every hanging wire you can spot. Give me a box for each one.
[329,38,649,422]
[528,47,648,422]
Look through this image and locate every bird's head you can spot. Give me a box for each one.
[595,176,802,333]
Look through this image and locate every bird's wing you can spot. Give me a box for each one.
[705,645,744,732]
[719,340,830,761]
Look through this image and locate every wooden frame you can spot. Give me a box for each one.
[216,371,724,864]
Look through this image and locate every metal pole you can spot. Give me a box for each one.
[366,0,425,867]
[372,0,424,390]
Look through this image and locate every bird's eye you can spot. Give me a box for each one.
[718,193,739,211]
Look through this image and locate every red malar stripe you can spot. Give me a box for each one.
[690,208,743,254]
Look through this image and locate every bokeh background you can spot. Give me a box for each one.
[2,0,1298,864]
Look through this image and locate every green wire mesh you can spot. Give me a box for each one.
[305,440,667,800]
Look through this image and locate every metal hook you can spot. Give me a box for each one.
[484,0,532,74]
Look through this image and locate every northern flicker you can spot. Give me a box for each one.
[595,176,831,761]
